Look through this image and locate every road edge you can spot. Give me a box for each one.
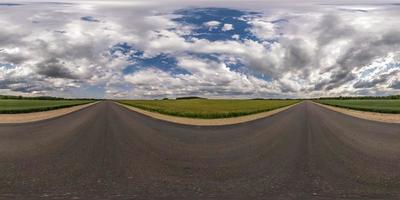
[313,101,400,124]
[0,102,98,124]
[117,102,300,126]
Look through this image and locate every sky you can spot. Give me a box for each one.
[0,1,399,99]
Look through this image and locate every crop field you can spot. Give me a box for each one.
[118,99,300,119]
[0,100,94,114]
[316,99,400,114]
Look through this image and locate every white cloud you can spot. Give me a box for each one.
[249,19,276,40]
[203,20,220,31]
[221,23,233,31]
[0,1,399,98]
[123,57,282,99]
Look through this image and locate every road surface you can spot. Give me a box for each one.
[0,101,399,199]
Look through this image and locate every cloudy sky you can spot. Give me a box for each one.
[0,1,399,99]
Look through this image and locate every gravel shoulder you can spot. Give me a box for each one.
[314,101,400,123]
[0,102,98,123]
[118,102,299,126]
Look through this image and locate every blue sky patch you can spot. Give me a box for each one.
[109,8,279,82]
[387,62,400,69]
[186,52,221,62]
[110,43,189,75]
[0,63,14,69]
[173,7,261,42]
[81,16,100,22]
[123,54,189,75]
[226,60,272,81]
[187,52,272,81]
[110,43,142,57]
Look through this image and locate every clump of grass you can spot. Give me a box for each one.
[0,100,94,114]
[316,99,400,114]
[118,99,299,119]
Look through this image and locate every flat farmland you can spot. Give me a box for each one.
[316,99,400,114]
[0,99,94,114]
[118,99,300,119]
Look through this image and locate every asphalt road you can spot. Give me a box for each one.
[0,101,399,200]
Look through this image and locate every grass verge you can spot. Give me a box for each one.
[118,99,300,119]
[315,99,400,114]
[0,100,94,114]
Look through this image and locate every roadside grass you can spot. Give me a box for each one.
[118,99,300,119]
[0,100,94,114]
[315,99,400,114]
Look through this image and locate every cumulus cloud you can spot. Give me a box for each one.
[203,20,221,31]
[0,1,399,98]
[35,58,78,79]
[124,57,282,98]
[248,18,277,40]
[221,23,233,31]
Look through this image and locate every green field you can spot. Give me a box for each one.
[0,100,94,114]
[316,99,400,114]
[118,99,300,119]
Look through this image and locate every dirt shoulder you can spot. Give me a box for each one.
[314,102,400,124]
[0,102,98,123]
[118,102,299,126]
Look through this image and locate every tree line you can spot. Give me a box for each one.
[0,95,98,101]
[318,95,400,100]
